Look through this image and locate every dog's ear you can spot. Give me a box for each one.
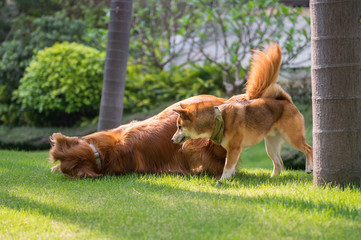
[173,108,192,120]
[179,103,189,109]
[50,133,79,149]
[50,133,80,163]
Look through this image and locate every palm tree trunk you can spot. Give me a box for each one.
[310,0,361,186]
[98,0,133,131]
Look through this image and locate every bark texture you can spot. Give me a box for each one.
[310,0,361,186]
[98,0,133,131]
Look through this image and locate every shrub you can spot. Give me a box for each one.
[13,42,105,126]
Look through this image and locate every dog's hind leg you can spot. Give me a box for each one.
[284,132,313,174]
[265,133,284,177]
[278,111,313,174]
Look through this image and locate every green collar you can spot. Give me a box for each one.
[210,107,224,145]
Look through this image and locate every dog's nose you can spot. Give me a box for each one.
[171,138,174,143]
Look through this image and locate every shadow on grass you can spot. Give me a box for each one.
[179,168,312,187]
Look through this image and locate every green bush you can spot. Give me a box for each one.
[124,63,225,113]
[13,42,105,126]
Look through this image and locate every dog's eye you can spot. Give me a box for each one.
[178,125,182,130]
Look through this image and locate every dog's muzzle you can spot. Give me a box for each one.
[171,134,189,144]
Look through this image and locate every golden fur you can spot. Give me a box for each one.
[172,43,313,180]
[50,95,228,178]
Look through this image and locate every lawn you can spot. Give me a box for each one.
[1,149,360,240]
[1,104,360,239]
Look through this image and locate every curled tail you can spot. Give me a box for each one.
[245,43,292,102]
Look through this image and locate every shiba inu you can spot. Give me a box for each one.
[172,43,313,180]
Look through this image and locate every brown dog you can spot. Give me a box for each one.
[50,95,227,178]
[172,44,313,180]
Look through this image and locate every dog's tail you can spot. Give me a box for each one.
[245,43,292,102]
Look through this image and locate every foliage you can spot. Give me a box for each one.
[130,0,310,95]
[194,0,310,95]
[13,0,61,17]
[12,0,110,25]
[0,12,88,108]
[0,0,312,127]
[6,1,110,50]
[0,2,109,125]
[279,70,312,104]
[13,42,105,126]
[0,40,29,105]
[1,150,360,239]
[8,40,225,126]
[124,62,225,113]
[0,0,17,42]
[130,0,201,70]
[0,0,109,89]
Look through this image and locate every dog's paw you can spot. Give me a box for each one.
[306,164,313,174]
[51,164,61,172]
[219,170,233,181]
[271,169,282,177]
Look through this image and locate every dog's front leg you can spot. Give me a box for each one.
[220,148,241,181]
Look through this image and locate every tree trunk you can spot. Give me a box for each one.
[98,0,133,131]
[310,0,361,186]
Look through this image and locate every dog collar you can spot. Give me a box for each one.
[210,107,224,145]
[89,144,102,170]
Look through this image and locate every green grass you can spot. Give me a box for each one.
[1,150,360,240]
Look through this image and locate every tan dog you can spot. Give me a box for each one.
[172,44,313,180]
